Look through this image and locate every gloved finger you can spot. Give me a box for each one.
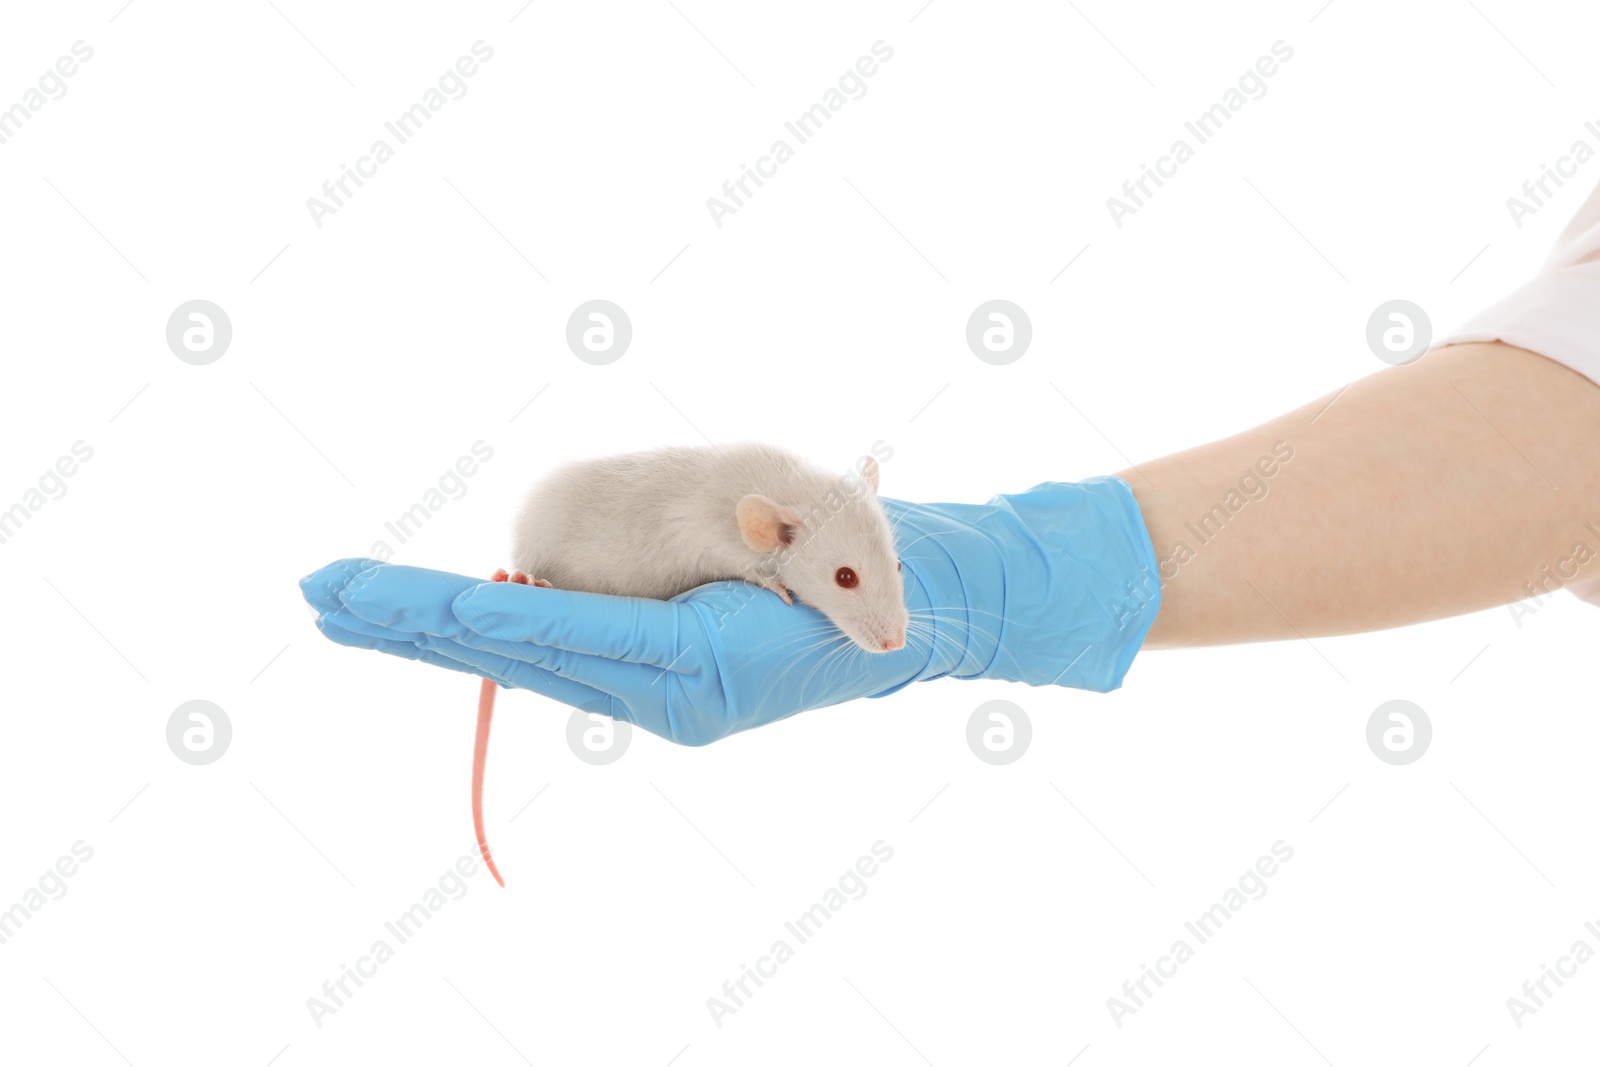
[317,608,625,716]
[336,574,635,669]
[412,633,676,739]
[419,635,624,716]
[447,622,676,695]
[335,563,494,637]
[316,567,664,715]
[315,612,513,685]
[450,582,693,668]
[324,607,675,742]
[317,604,438,646]
[300,557,386,614]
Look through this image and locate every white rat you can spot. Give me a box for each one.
[513,443,909,650]
[473,443,910,886]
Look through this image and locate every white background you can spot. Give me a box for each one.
[2,0,1598,1063]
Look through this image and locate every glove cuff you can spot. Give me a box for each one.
[976,476,1161,691]
[881,476,1161,695]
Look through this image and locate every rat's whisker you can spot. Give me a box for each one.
[772,634,854,694]
[886,500,937,536]
[909,604,1015,625]
[893,532,949,556]
[801,638,859,698]
[747,622,848,658]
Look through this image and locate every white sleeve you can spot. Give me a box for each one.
[1431,178,1600,607]
[1433,178,1600,386]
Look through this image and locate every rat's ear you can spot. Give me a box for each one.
[861,456,880,494]
[737,494,802,553]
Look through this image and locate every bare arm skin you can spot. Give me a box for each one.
[1117,341,1600,649]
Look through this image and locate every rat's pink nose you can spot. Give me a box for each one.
[881,634,905,652]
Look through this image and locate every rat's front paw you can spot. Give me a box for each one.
[494,569,553,588]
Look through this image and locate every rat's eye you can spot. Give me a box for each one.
[835,567,859,589]
[897,560,902,572]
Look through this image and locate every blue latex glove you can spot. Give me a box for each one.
[300,477,1162,746]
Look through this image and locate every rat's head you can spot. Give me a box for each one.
[735,456,909,653]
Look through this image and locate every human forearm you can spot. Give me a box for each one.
[1118,341,1600,649]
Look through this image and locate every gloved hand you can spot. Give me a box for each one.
[299,477,1162,746]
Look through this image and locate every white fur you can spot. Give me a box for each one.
[511,443,908,651]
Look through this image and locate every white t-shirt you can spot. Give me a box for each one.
[1432,177,1600,605]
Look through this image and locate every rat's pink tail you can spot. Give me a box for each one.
[473,568,511,888]
[474,676,504,887]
